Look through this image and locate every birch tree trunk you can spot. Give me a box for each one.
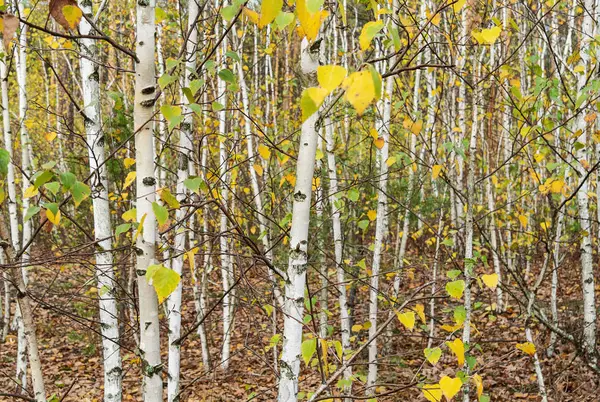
[79,2,122,400]
[277,37,320,402]
[134,0,162,399]
[167,1,199,398]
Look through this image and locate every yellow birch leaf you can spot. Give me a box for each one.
[45,132,57,142]
[254,164,264,176]
[62,5,83,30]
[396,311,415,331]
[296,0,327,41]
[24,185,38,199]
[344,70,376,115]
[422,384,442,402]
[481,273,499,290]
[258,145,271,160]
[472,374,483,398]
[317,65,347,92]
[516,342,536,356]
[133,213,147,243]
[432,165,443,180]
[124,158,136,168]
[446,338,465,365]
[386,156,396,167]
[410,119,423,134]
[374,137,385,149]
[367,210,377,221]
[123,171,136,189]
[439,376,462,400]
[452,0,466,12]
[472,26,502,45]
[550,179,564,193]
[259,0,283,28]
[359,20,384,50]
[414,303,426,324]
[243,7,259,24]
[46,208,61,225]
[518,214,528,228]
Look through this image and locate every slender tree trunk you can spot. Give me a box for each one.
[134,0,162,399]
[277,37,321,402]
[80,3,123,400]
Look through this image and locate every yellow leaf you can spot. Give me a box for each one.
[472,374,483,398]
[296,0,328,41]
[185,247,199,282]
[306,86,329,107]
[124,158,136,168]
[253,163,264,176]
[550,179,564,193]
[472,26,502,45]
[439,376,462,400]
[359,20,384,50]
[317,65,347,92]
[414,303,426,324]
[410,119,423,134]
[516,342,536,356]
[374,137,385,149]
[259,0,283,28]
[441,323,462,332]
[351,324,362,332]
[46,208,61,225]
[123,171,136,189]
[424,347,442,365]
[62,5,83,30]
[446,338,465,365]
[518,214,528,228]
[258,144,271,160]
[422,384,442,402]
[344,70,376,115]
[45,132,57,142]
[122,208,137,222]
[432,165,443,180]
[481,273,499,290]
[367,209,377,221]
[24,185,38,199]
[133,213,147,243]
[243,7,259,24]
[396,311,415,331]
[452,0,466,12]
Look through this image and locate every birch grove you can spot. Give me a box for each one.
[3,0,600,401]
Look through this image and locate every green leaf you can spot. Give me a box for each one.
[275,11,294,29]
[60,172,77,190]
[226,51,241,62]
[183,176,203,194]
[115,223,131,238]
[301,338,317,366]
[306,0,324,13]
[212,101,225,111]
[446,269,462,279]
[188,79,204,95]
[218,69,236,84]
[44,181,60,195]
[152,202,169,225]
[446,280,466,299]
[0,148,8,176]
[220,4,239,21]
[158,73,178,90]
[161,105,183,129]
[347,188,359,202]
[145,264,181,304]
[45,202,59,216]
[34,170,54,188]
[71,181,91,207]
[24,206,40,222]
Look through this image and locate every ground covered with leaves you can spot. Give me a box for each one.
[1,250,599,401]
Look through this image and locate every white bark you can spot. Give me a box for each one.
[325,119,352,397]
[167,1,200,399]
[80,2,123,400]
[575,0,597,364]
[134,0,162,400]
[277,37,320,402]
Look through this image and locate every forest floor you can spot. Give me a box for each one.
[1,250,600,401]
